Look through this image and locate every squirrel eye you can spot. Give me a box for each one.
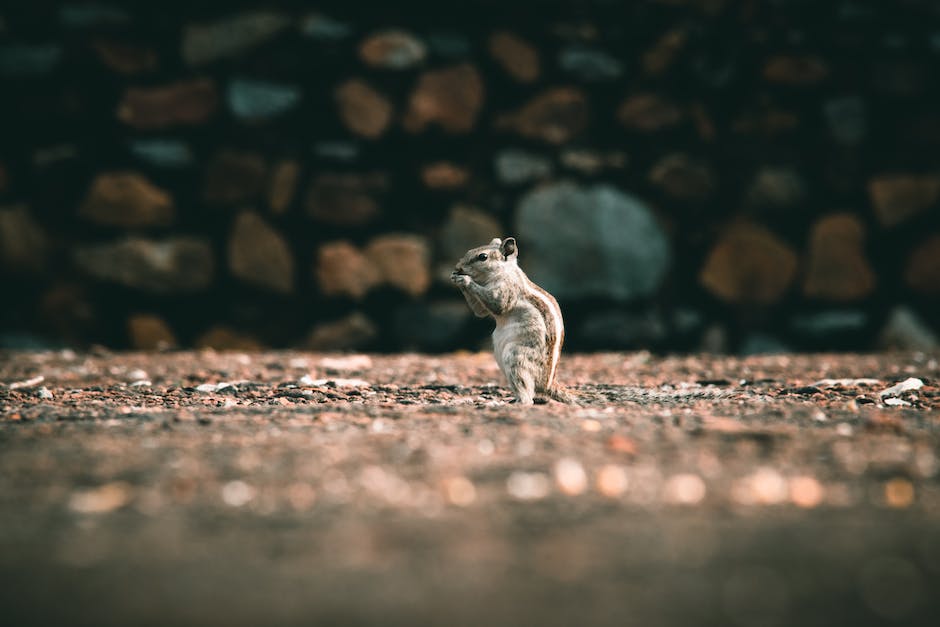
[476,253,488,262]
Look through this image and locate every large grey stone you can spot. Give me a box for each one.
[299,13,352,41]
[395,301,470,351]
[227,78,301,120]
[74,237,213,293]
[129,139,194,168]
[515,182,670,300]
[745,167,807,212]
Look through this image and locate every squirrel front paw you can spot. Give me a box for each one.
[451,271,471,287]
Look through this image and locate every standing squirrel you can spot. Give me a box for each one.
[451,237,574,404]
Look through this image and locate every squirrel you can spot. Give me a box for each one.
[451,237,574,404]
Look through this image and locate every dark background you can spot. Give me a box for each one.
[1,0,939,353]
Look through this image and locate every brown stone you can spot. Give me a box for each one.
[498,88,588,144]
[488,31,540,83]
[648,154,715,202]
[268,160,300,214]
[181,12,291,67]
[334,79,393,139]
[403,64,484,134]
[359,30,426,69]
[868,174,940,227]
[79,172,174,227]
[204,150,267,205]
[73,237,213,293]
[127,314,178,350]
[315,241,381,300]
[420,162,470,189]
[366,234,431,296]
[803,214,876,301]
[228,212,294,293]
[305,173,386,226]
[196,326,263,351]
[305,312,378,351]
[618,93,683,132]
[700,223,798,305]
[439,205,502,264]
[39,283,96,343]
[92,40,158,75]
[117,79,218,130]
[763,55,829,86]
[0,205,46,274]
[905,234,940,294]
[642,28,686,76]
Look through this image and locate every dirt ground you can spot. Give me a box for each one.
[1,349,939,627]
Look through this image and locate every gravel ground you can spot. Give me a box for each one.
[1,349,940,627]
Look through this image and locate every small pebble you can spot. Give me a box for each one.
[444,476,477,506]
[554,458,588,496]
[37,386,54,400]
[596,465,629,497]
[221,480,256,507]
[507,471,550,500]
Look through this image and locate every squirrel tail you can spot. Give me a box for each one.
[547,385,578,404]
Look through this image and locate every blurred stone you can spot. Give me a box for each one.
[495,149,553,185]
[268,160,300,214]
[117,79,218,130]
[421,162,469,189]
[763,55,829,85]
[312,141,359,162]
[228,212,294,293]
[617,94,683,132]
[305,173,386,226]
[824,97,867,145]
[404,64,484,134]
[700,223,798,305]
[868,174,940,227]
[299,13,351,41]
[559,45,622,80]
[488,31,539,83]
[498,88,588,144]
[515,182,670,300]
[204,150,267,205]
[129,139,193,168]
[791,311,867,338]
[334,79,393,139]
[804,213,875,301]
[79,172,174,228]
[642,28,687,75]
[427,32,471,59]
[227,78,301,120]
[0,205,46,274]
[359,30,426,69]
[0,162,7,191]
[745,166,807,212]
[905,234,940,294]
[0,43,62,77]
[182,11,291,67]
[315,241,380,299]
[559,149,627,175]
[40,283,95,342]
[439,205,503,263]
[58,5,128,28]
[33,144,77,168]
[395,300,470,351]
[366,234,431,296]
[879,306,938,350]
[740,333,790,355]
[127,314,177,350]
[306,312,378,351]
[579,310,668,348]
[871,60,925,96]
[74,237,213,293]
[649,154,716,202]
[92,40,157,75]
[196,326,263,351]
[732,109,799,136]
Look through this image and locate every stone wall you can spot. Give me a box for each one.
[1,1,939,352]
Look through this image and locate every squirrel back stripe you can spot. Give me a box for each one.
[521,276,564,390]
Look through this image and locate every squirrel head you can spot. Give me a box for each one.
[454,237,518,282]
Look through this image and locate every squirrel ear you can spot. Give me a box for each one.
[500,237,517,259]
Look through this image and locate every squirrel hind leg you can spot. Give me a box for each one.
[506,370,536,405]
[546,385,577,404]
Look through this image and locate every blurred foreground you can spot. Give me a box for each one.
[1,350,939,626]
